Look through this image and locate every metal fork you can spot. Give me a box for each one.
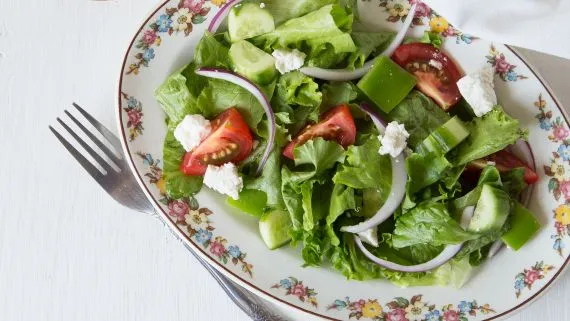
[49,103,287,321]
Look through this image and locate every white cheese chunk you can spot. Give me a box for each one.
[259,2,266,8]
[272,49,306,74]
[174,114,211,152]
[457,67,497,117]
[378,121,409,158]
[428,59,443,70]
[358,228,379,247]
[204,163,243,200]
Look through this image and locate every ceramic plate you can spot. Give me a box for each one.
[116,1,570,320]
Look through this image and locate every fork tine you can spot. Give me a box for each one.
[49,126,104,180]
[64,110,122,166]
[57,117,113,173]
[73,103,122,152]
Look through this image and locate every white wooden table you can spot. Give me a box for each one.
[0,1,569,320]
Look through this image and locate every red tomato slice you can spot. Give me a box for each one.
[467,150,539,184]
[181,107,253,176]
[283,104,356,160]
[392,43,462,110]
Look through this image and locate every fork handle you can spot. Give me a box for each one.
[149,210,288,321]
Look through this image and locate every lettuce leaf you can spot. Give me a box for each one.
[275,71,322,108]
[346,31,394,69]
[452,107,528,165]
[405,153,452,194]
[326,184,356,246]
[263,0,337,25]
[392,202,479,248]
[162,131,203,198]
[194,31,230,68]
[387,91,450,148]
[320,81,359,111]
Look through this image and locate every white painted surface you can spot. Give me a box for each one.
[0,1,569,321]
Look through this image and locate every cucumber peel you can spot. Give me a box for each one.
[417,116,470,155]
[229,40,277,85]
[259,209,292,250]
[228,3,275,42]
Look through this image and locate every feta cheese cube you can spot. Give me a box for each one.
[204,163,243,200]
[174,114,211,151]
[457,67,497,117]
[378,121,409,158]
[272,49,306,74]
[358,228,379,247]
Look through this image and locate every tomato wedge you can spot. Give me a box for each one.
[392,43,462,110]
[467,150,539,184]
[181,107,253,176]
[283,104,356,160]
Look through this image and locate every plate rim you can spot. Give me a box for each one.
[115,1,570,320]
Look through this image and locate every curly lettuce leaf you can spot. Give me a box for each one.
[194,31,230,68]
[405,153,452,194]
[275,71,322,108]
[452,107,528,165]
[162,131,203,198]
[320,81,359,110]
[346,31,394,69]
[263,0,337,25]
[326,184,357,246]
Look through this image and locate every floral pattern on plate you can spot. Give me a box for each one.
[127,0,225,75]
[486,44,528,82]
[365,0,474,44]
[121,93,144,141]
[270,277,318,308]
[135,152,254,277]
[327,295,494,321]
[536,93,570,254]
[514,261,555,298]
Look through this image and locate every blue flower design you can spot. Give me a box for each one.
[425,310,441,321]
[228,245,241,258]
[458,301,473,314]
[142,153,153,165]
[143,48,155,62]
[333,299,347,310]
[279,278,292,289]
[506,70,518,81]
[157,14,172,32]
[460,34,473,44]
[558,144,570,161]
[514,278,525,290]
[553,238,564,250]
[195,228,212,244]
[127,96,138,108]
[540,118,553,130]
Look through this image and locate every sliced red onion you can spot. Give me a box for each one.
[355,206,475,272]
[341,103,407,234]
[195,68,275,175]
[299,2,417,81]
[208,0,242,33]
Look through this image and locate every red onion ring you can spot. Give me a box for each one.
[208,0,242,33]
[355,206,475,272]
[341,103,407,234]
[195,68,275,175]
[299,2,418,81]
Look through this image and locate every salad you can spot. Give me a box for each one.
[155,0,541,288]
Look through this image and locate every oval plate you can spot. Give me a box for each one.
[117,1,570,320]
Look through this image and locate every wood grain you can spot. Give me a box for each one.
[0,1,568,320]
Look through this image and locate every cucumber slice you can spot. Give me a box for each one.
[501,202,541,250]
[468,184,511,233]
[417,116,470,155]
[228,3,275,42]
[357,56,417,113]
[259,209,292,250]
[229,40,277,85]
[227,189,267,218]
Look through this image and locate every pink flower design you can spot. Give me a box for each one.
[494,55,512,74]
[559,180,570,201]
[443,310,460,321]
[412,1,431,17]
[441,26,456,37]
[555,221,567,234]
[524,269,540,285]
[553,125,570,141]
[168,200,189,219]
[353,299,366,312]
[386,308,408,321]
[182,0,205,13]
[290,284,307,298]
[142,30,157,45]
[210,240,226,257]
[127,109,142,127]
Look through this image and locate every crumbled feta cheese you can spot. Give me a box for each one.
[204,163,243,200]
[259,2,266,8]
[457,67,497,117]
[428,59,443,70]
[174,114,211,152]
[358,228,379,247]
[272,49,306,74]
[378,121,409,158]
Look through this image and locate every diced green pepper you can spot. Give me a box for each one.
[227,189,268,218]
[357,56,417,113]
[501,202,541,251]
